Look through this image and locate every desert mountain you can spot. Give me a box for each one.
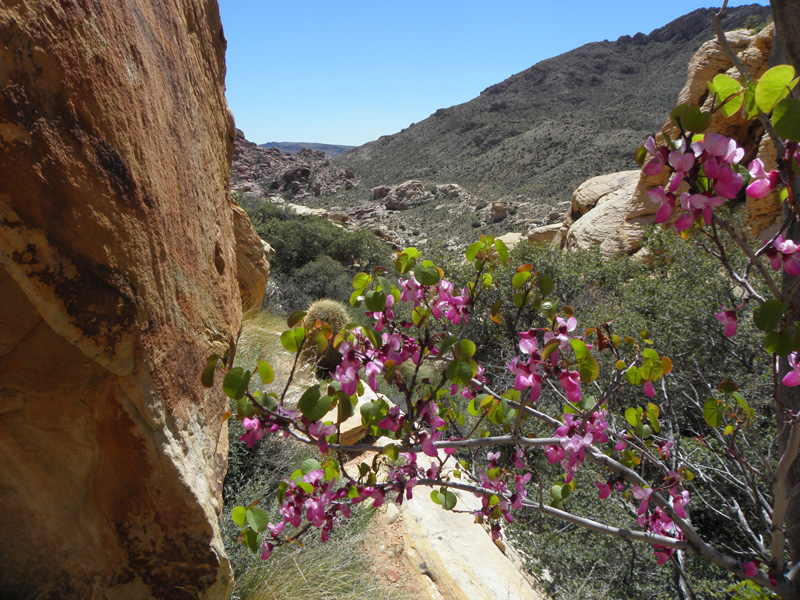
[334,6,771,206]
[260,141,356,156]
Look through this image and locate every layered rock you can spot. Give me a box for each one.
[561,25,777,254]
[0,1,267,598]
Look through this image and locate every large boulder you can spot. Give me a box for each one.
[384,180,433,210]
[0,1,267,598]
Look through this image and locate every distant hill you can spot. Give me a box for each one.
[259,142,356,157]
[335,6,771,205]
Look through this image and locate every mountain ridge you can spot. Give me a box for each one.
[333,5,771,206]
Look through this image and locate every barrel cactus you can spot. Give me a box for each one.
[302,298,351,374]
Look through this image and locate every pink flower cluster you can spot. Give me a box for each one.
[645,134,750,228]
[765,236,800,276]
[547,411,609,483]
[399,275,471,325]
[628,474,690,564]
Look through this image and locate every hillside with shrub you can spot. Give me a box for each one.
[334,6,770,206]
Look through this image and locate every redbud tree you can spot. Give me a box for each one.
[208,3,800,598]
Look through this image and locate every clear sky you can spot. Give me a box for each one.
[219,1,770,146]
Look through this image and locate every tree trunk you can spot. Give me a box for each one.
[770,1,800,591]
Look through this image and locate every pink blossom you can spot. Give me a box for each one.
[643,380,655,398]
[715,307,738,337]
[632,485,653,515]
[667,150,695,192]
[648,186,675,223]
[558,370,582,404]
[671,490,691,519]
[239,417,265,448]
[643,136,666,175]
[783,352,800,387]
[743,561,760,578]
[596,481,612,499]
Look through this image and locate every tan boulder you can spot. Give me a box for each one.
[527,223,563,245]
[496,231,525,251]
[563,171,644,254]
[489,200,511,222]
[0,1,267,598]
[233,202,271,314]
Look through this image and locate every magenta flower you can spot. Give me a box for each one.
[671,490,691,519]
[632,485,653,515]
[667,150,695,192]
[648,186,675,224]
[596,481,612,499]
[558,370,582,404]
[743,561,760,578]
[642,380,655,398]
[643,136,666,176]
[783,352,800,387]
[239,417,265,448]
[745,158,778,199]
[715,307,738,337]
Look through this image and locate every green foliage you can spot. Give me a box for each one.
[239,200,390,312]
[302,298,351,373]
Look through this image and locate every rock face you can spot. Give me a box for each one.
[561,25,776,254]
[231,129,357,201]
[0,1,267,598]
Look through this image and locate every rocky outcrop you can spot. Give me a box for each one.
[384,180,434,210]
[0,1,267,598]
[561,25,777,254]
[232,129,357,200]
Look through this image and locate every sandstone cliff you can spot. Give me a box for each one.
[0,1,267,598]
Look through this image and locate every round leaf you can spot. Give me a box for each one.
[703,398,724,428]
[755,65,796,113]
[773,97,800,142]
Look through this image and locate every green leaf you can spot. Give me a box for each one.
[349,289,363,307]
[439,489,457,510]
[280,329,300,353]
[246,507,270,532]
[671,104,688,129]
[298,386,333,422]
[717,380,739,394]
[512,292,525,308]
[466,241,483,262]
[364,289,386,312]
[352,272,371,291]
[482,273,493,288]
[753,299,788,332]
[494,238,509,264]
[634,144,647,165]
[287,310,306,328]
[411,306,430,327]
[570,339,591,360]
[383,443,399,461]
[625,407,639,427]
[710,74,743,117]
[257,359,274,385]
[223,367,251,400]
[578,355,599,383]
[512,271,531,289]
[732,391,754,419]
[550,484,570,502]
[756,65,796,113]
[458,339,476,359]
[703,398,724,428]
[231,506,247,527]
[395,247,419,273]
[300,458,321,475]
[201,355,218,388]
[416,260,441,286]
[538,273,554,296]
[765,331,794,356]
[626,367,643,386]
[244,529,260,553]
[439,335,459,355]
[541,338,561,360]
[773,97,800,142]
[446,358,477,385]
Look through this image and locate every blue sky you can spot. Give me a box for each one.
[219,1,769,146]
